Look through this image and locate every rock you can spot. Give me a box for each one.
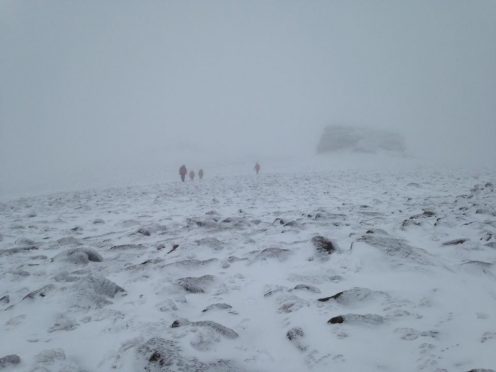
[186,217,219,229]
[93,218,105,224]
[316,125,406,155]
[136,337,240,371]
[177,275,215,293]
[195,237,224,250]
[292,284,321,293]
[328,315,345,324]
[0,354,21,368]
[73,275,126,307]
[15,238,37,247]
[23,284,56,301]
[480,331,496,343]
[311,236,336,254]
[52,248,103,264]
[137,228,151,236]
[34,349,66,364]
[0,295,9,305]
[460,261,495,276]
[358,231,432,265]
[286,327,306,351]
[466,369,495,372]
[49,314,79,332]
[136,224,167,236]
[318,287,382,305]
[171,319,239,339]
[110,244,145,251]
[442,238,467,246]
[166,259,217,269]
[255,247,291,261]
[202,303,233,313]
[0,246,39,256]
[57,236,82,246]
[264,286,287,297]
[327,313,384,325]
[53,271,81,282]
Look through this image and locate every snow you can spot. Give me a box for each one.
[0,168,495,371]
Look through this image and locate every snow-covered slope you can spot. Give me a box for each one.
[0,169,495,371]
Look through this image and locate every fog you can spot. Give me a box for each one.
[1,0,495,199]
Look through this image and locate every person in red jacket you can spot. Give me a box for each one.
[179,165,187,182]
[254,162,261,175]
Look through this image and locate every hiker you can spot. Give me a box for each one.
[179,165,187,182]
[254,162,261,175]
[198,169,204,180]
[189,169,195,181]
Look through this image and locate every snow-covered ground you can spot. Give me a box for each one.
[1,168,495,371]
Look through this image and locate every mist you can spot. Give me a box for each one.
[1,0,495,198]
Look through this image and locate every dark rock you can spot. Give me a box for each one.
[466,369,495,372]
[442,239,467,246]
[177,275,215,293]
[328,315,345,324]
[0,295,9,304]
[93,218,105,224]
[311,236,336,254]
[0,354,21,368]
[318,287,382,305]
[318,291,344,302]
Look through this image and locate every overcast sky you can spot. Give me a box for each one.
[1,0,495,198]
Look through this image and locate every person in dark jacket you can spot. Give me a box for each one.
[198,169,204,180]
[189,169,195,181]
[179,165,187,182]
[254,162,261,175]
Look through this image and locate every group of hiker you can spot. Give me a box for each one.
[178,165,203,182]
[178,162,261,182]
